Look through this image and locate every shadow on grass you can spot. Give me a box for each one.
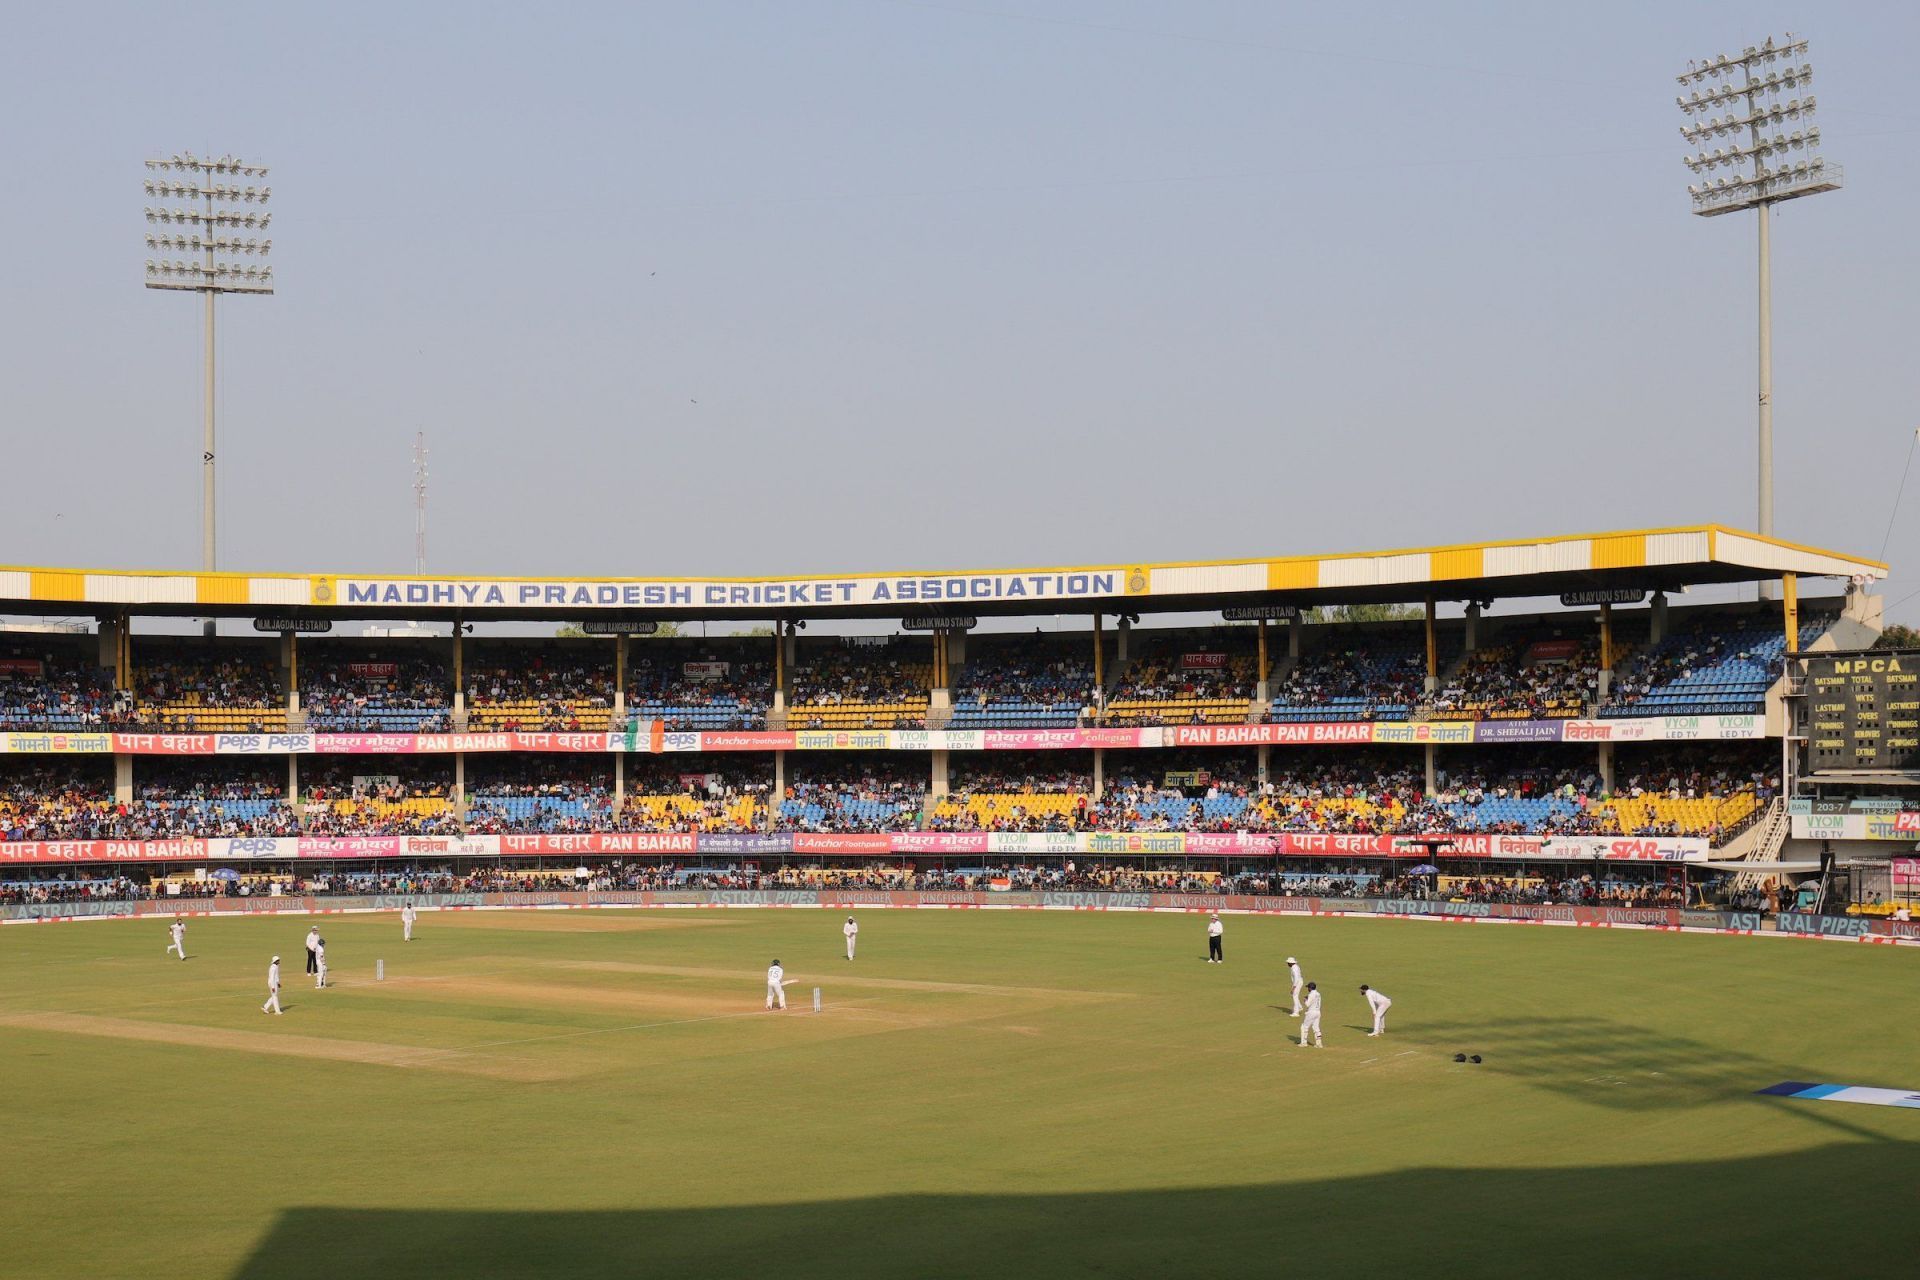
[1401,1016,1835,1111]
[231,1140,1920,1280]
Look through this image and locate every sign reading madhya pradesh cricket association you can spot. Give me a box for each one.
[315,569,1129,611]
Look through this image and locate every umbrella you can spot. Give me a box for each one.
[1407,864,1441,876]
[209,867,241,881]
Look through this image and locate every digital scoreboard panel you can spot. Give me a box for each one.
[1805,650,1920,771]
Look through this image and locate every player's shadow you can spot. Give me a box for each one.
[1403,1015,1825,1111]
[230,1139,1920,1279]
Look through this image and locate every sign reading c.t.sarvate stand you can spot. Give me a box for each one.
[0,831,1711,865]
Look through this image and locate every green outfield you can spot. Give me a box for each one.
[1,908,1915,1279]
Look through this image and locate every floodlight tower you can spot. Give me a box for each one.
[414,431,429,575]
[142,152,273,622]
[1676,36,1839,577]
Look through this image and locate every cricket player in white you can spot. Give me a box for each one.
[843,916,858,961]
[1298,981,1322,1047]
[402,903,417,941]
[165,919,186,961]
[314,938,328,988]
[1206,913,1224,963]
[1286,957,1303,1016]
[766,959,787,1010]
[262,956,283,1015]
[304,926,320,976]
[1362,984,1392,1036]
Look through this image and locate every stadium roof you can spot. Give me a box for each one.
[0,525,1886,624]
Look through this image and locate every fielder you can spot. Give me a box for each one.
[304,926,320,975]
[402,903,417,942]
[1286,956,1303,1016]
[1298,981,1323,1047]
[766,959,787,1010]
[165,918,186,961]
[262,956,283,1015]
[314,938,328,989]
[1206,912,1224,963]
[1362,984,1392,1036]
[843,915,858,961]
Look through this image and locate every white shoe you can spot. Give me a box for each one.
[1367,1032,1379,1037]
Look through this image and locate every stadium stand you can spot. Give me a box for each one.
[465,756,615,833]
[466,643,615,731]
[1601,611,1831,717]
[300,644,452,732]
[626,640,773,731]
[1429,622,1622,721]
[301,757,459,835]
[777,757,926,831]
[620,758,770,832]
[930,753,1092,831]
[128,641,286,732]
[788,641,930,729]
[948,634,1093,728]
[0,637,121,729]
[1105,633,1255,726]
[1269,626,1438,722]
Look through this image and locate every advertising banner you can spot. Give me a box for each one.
[980,728,1156,750]
[689,732,796,752]
[1169,723,1373,747]
[1473,720,1566,743]
[888,832,991,854]
[499,833,697,856]
[793,731,893,752]
[323,570,1127,612]
[697,833,794,855]
[1179,653,1229,670]
[1790,812,1920,842]
[790,832,893,855]
[683,662,730,681]
[1369,721,1475,745]
[348,663,398,678]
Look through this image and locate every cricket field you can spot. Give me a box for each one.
[1,907,1915,1278]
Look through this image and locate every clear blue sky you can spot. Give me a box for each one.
[2,1,1916,622]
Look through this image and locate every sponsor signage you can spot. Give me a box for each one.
[1221,605,1299,622]
[1804,650,1920,772]
[252,618,332,634]
[576,620,660,636]
[1180,652,1229,670]
[1559,589,1646,607]
[1789,812,1920,842]
[324,570,1126,611]
[899,615,977,631]
[682,662,729,681]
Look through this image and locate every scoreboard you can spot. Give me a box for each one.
[1805,650,1920,771]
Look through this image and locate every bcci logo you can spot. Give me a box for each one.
[1126,567,1148,594]
[311,576,334,603]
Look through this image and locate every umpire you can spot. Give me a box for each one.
[1206,912,1224,963]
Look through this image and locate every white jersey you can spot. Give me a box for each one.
[1302,989,1321,1017]
[1207,919,1223,937]
[316,944,326,965]
[1366,989,1391,1014]
[170,923,184,941]
[1287,962,1302,988]
[767,964,784,986]
[305,930,319,954]
[267,961,281,991]
[843,921,857,939]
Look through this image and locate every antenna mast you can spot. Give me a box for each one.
[413,431,428,576]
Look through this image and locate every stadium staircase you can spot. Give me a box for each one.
[1720,798,1790,886]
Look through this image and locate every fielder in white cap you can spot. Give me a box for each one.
[1286,957,1303,1016]
[262,956,283,1015]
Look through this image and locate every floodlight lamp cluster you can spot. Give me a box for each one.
[145,206,272,229]
[144,234,272,255]
[1674,34,1839,216]
[142,177,272,202]
[144,152,269,178]
[145,259,274,290]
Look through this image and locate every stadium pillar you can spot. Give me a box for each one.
[770,751,786,831]
[453,752,466,822]
[1465,603,1480,652]
[1288,616,1301,659]
[614,634,628,722]
[1117,615,1130,664]
[288,753,299,812]
[282,633,299,719]
[613,751,625,808]
[1424,744,1436,795]
[1782,574,1799,653]
[114,754,133,805]
[1092,747,1104,800]
[1423,599,1438,694]
[1257,744,1270,787]
[1098,617,1113,702]
[1649,592,1668,645]
[1598,604,1614,703]
[1598,742,1614,794]
[772,625,788,720]
[931,749,949,798]
[1256,619,1269,703]
[451,622,465,726]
